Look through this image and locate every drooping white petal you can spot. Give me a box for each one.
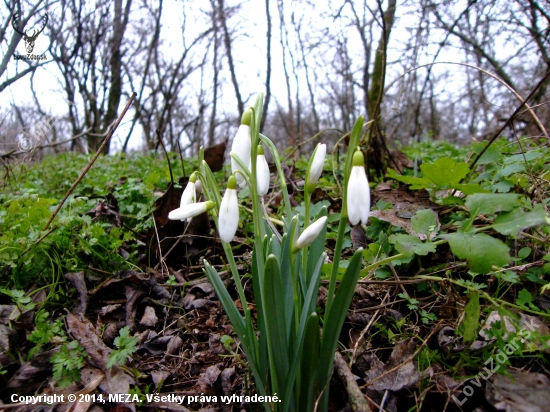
[257,154,270,195]
[296,216,327,249]
[307,143,326,187]
[180,181,196,208]
[230,124,251,187]
[347,166,370,225]
[168,201,213,221]
[218,188,239,242]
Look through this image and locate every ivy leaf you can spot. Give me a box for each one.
[389,234,436,257]
[493,204,549,238]
[441,232,510,274]
[411,209,438,236]
[465,193,520,216]
[420,158,470,187]
[463,292,480,344]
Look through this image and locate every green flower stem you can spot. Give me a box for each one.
[259,133,293,221]
[241,205,284,227]
[359,239,448,276]
[326,116,364,314]
[414,274,550,318]
[248,107,266,257]
[198,162,249,312]
[221,240,249,313]
[326,214,348,314]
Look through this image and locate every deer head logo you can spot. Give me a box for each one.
[12,11,48,54]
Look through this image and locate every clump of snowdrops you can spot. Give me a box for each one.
[168,94,370,412]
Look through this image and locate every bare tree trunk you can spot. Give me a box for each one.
[367,0,397,177]
[294,15,319,132]
[217,0,244,116]
[277,0,295,147]
[261,0,272,131]
[208,0,220,147]
[98,0,132,154]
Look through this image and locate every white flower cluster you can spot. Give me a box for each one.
[167,113,370,248]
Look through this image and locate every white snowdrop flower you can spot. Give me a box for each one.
[295,216,328,250]
[346,149,370,226]
[168,201,215,221]
[306,143,326,192]
[218,176,240,242]
[256,144,270,195]
[231,111,252,187]
[179,172,197,222]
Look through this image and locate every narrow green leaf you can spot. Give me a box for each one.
[318,249,363,393]
[204,262,245,338]
[282,252,324,412]
[203,262,268,403]
[441,232,510,274]
[463,292,480,344]
[263,255,289,399]
[306,206,328,287]
[299,313,320,412]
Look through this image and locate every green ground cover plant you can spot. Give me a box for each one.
[0,113,549,411]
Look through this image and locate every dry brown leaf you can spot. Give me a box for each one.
[364,340,420,392]
[196,365,221,395]
[7,349,55,393]
[166,335,183,356]
[486,367,550,412]
[65,272,89,317]
[0,324,18,368]
[0,304,21,324]
[151,370,171,388]
[139,306,158,328]
[66,312,111,369]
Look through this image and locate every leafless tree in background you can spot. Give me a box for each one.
[1,0,548,161]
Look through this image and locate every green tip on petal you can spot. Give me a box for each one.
[227,175,237,190]
[352,149,365,167]
[189,172,197,183]
[241,110,251,126]
[205,200,215,211]
[257,144,264,155]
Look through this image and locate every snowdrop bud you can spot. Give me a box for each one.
[231,111,252,187]
[306,143,326,193]
[256,145,270,195]
[346,149,370,226]
[295,216,327,250]
[168,200,215,221]
[218,176,240,242]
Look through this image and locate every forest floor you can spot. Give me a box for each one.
[1,140,550,412]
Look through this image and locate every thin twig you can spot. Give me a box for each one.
[468,68,550,173]
[43,93,136,231]
[157,128,174,184]
[363,320,443,388]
